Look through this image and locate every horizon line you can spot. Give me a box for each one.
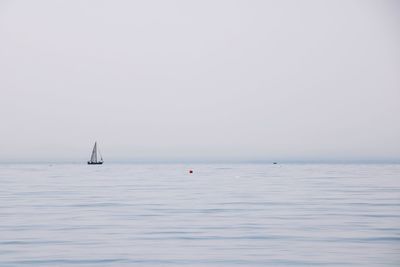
[0,159,399,164]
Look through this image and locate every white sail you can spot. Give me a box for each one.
[88,141,103,164]
[98,148,103,162]
[90,142,98,163]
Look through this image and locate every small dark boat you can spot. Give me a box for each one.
[87,141,103,165]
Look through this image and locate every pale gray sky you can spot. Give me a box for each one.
[0,0,399,162]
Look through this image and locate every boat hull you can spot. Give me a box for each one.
[87,162,103,165]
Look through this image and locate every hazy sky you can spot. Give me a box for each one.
[0,0,399,162]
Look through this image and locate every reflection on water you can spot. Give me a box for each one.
[0,164,399,266]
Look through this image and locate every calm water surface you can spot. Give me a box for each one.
[0,164,399,266]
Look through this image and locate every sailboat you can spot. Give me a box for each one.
[87,142,103,165]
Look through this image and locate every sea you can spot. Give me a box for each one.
[0,163,399,266]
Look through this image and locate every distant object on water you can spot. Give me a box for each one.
[87,142,103,165]
[189,169,193,174]
[273,162,278,164]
